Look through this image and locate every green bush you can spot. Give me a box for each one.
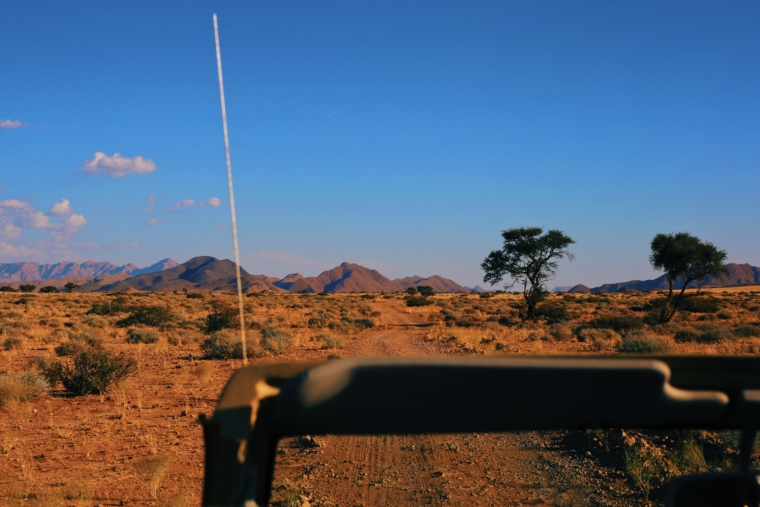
[39,286,60,293]
[406,296,434,307]
[125,328,160,344]
[618,330,670,353]
[205,302,239,333]
[417,286,434,297]
[0,286,17,292]
[87,297,128,316]
[717,312,732,320]
[261,326,293,355]
[116,305,175,328]
[201,330,257,359]
[53,349,137,395]
[186,293,204,299]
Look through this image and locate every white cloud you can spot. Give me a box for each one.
[204,197,222,207]
[142,195,160,212]
[49,198,74,216]
[0,222,22,240]
[0,242,41,257]
[59,213,87,232]
[146,218,158,225]
[174,199,195,208]
[0,197,87,247]
[0,199,50,236]
[0,120,26,130]
[81,152,157,177]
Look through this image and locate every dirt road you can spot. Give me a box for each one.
[272,301,643,507]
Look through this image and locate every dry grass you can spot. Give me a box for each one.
[134,453,173,498]
[0,290,759,504]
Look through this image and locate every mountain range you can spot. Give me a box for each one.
[557,263,760,293]
[3,257,757,294]
[0,257,470,293]
[0,259,178,283]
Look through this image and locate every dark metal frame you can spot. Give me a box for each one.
[201,356,760,507]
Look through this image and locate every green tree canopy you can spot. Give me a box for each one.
[417,286,434,297]
[18,284,36,293]
[481,227,575,321]
[649,232,729,322]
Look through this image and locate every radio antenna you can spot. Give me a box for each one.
[213,13,247,366]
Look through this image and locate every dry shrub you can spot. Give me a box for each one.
[158,489,193,507]
[733,325,760,338]
[126,328,160,344]
[578,328,622,351]
[0,373,49,406]
[314,333,344,349]
[194,362,215,383]
[618,329,670,353]
[52,349,137,395]
[674,329,700,343]
[3,335,23,350]
[624,443,668,499]
[674,439,707,474]
[116,305,175,329]
[261,326,293,355]
[201,330,258,359]
[547,324,573,342]
[134,453,173,498]
[54,331,103,356]
[696,324,733,344]
[205,301,239,333]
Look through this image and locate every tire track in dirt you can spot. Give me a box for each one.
[272,301,644,506]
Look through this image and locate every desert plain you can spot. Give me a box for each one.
[2,288,760,506]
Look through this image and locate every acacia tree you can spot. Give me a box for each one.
[649,232,729,323]
[481,227,575,321]
[64,282,79,293]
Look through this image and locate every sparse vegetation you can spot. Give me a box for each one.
[116,305,176,328]
[48,349,137,395]
[261,326,293,354]
[618,329,671,353]
[134,454,173,498]
[2,289,760,505]
[201,330,258,359]
[0,372,49,406]
[126,328,160,344]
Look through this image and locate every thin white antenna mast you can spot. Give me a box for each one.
[213,14,248,366]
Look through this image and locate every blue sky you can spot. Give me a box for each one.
[1,1,758,289]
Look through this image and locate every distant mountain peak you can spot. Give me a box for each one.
[0,258,178,283]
